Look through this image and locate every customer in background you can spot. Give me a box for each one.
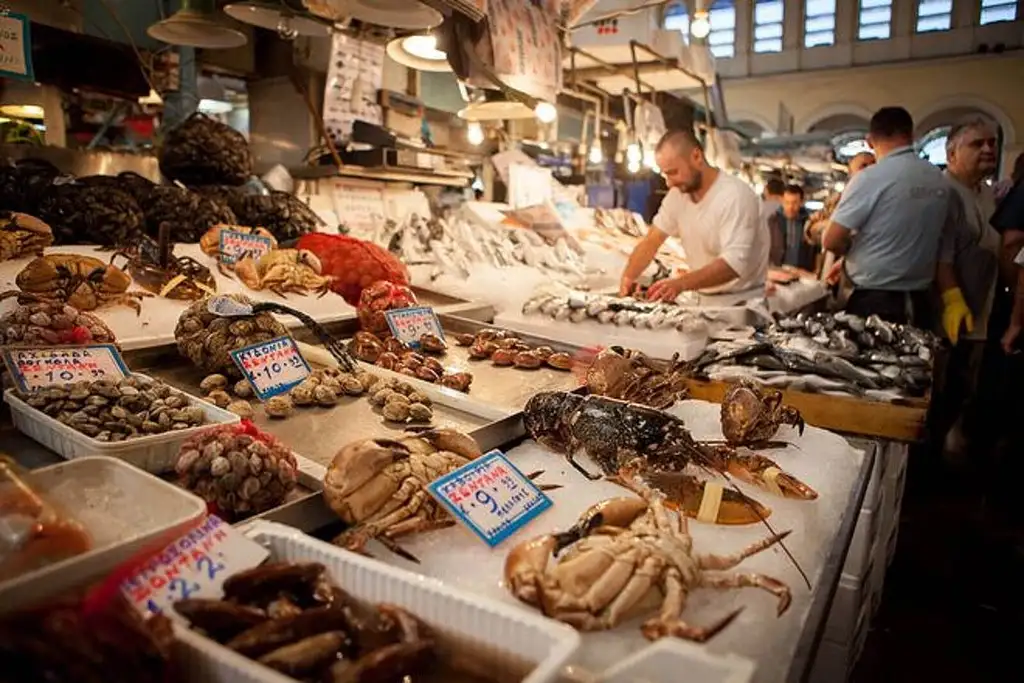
[762,178,786,265]
[769,184,817,272]
[822,107,960,328]
[935,117,1001,461]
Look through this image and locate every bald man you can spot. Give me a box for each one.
[620,129,769,301]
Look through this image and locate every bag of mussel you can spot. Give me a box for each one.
[159,112,253,187]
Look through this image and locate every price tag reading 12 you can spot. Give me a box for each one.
[384,306,445,348]
[230,335,311,401]
[218,228,274,266]
[121,515,270,617]
[1,344,129,393]
[427,450,552,548]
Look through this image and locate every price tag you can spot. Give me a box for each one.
[0,12,33,81]
[230,335,311,401]
[1,344,129,393]
[384,306,444,348]
[427,450,552,548]
[218,228,275,266]
[120,516,270,617]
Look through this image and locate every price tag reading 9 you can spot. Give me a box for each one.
[427,451,552,548]
[218,229,275,266]
[384,307,445,348]
[229,335,311,401]
[2,344,129,393]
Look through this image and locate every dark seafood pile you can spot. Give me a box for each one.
[174,561,442,682]
[159,112,252,186]
[137,184,237,242]
[0,158,61,214]
[0,300,117,346]
[349,330,474,392]
[456,328,573,373]
[521,289,727,332]
[36,180,145,246]
[0,593,177,683]
[691,311,938,400]
[231,191,323,242]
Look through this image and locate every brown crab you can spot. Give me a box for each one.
[7,254,150,314]
[0,212,53,261]
[584,345,690,410]
[113,235,216,301]
[720,378,804,447]
[235,249,332,297]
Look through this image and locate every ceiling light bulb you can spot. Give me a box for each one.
[588,144,603,165]
[627,158,641,174]
[691,10,711,39]
[535,101,558,124]
[626,143,642,164]
[467,122,484,146]
[642,147,656,168]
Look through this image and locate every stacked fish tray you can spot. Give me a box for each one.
[685,311,937,442]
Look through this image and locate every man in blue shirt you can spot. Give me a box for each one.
[823,107,962,329]
[770,184,816,272]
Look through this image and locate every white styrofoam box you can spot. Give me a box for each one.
[597,637,756,683]
[0,456,207,614]
[4,373,240,474]
[811,603,871,683]
[824,558,873,646]
[175,521,580,683]
[842,485,887,579]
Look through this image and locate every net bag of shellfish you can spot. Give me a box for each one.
[0,159,61,214]
[138,185,238,243]
[174,421,299,521]
[36,180,145,246]
[297,233,411,306]
[158,112,253,187]
[230,190,323,242]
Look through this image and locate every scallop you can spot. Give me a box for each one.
[205,390,232,408]
[227,401,254,419]
[289,383,315,406]
[408,402,433,422]
[233,379,255,398]
[265,395,294,419]
[382,400,410,422]
[314,385,339,406]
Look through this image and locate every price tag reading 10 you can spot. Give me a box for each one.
[218,228,275,266]
[229,335,311,401]
[427,450,552,548]
[1,344,129,393]
[384,306,445,348]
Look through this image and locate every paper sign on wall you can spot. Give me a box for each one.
[218,229,274,266]
[508,163,554,210]
[2,344,129,393]
[230,335,311,400]
[0,12,33,81]
[427,450,552,547]
[121,516,270,616]
[384,307,444,348]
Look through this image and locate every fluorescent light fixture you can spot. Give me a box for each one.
[198,98,234,114]
[467,121,484,146]
[691,10,711,39]
[0,104,44,119]
[534,101,558,124]
[386,34,451,72]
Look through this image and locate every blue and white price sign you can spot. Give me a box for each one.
[427,450,552,548]
[230,335,311,400]
[218,229,274,265]
[0,12,33,82]
[384,306,444,348]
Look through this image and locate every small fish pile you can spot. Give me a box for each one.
[522,290,729,333]
[691,311,938,401]
[376,213,587,280]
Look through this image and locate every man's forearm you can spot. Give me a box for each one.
[822,222,852,255]
[935,262,958,293]
[623,237,661,284]
[679,258,739,291]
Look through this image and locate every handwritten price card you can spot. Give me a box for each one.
[384,307,444,348]
[218,228,274,266]
[2,344,129,393]
[428,450,552,547]
[230,335,311,400]
[121,516,270,616]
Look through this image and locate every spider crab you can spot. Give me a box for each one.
[505,482,792,642]
[720,378,804,448]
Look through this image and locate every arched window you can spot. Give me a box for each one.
[917,127,950,167]
[664,1,736,58]
[664,2,690,44]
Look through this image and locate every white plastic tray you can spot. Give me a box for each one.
[4,373,240,473]
[598,638,756,683]
[175,520,581,683]
[0,456,207,613]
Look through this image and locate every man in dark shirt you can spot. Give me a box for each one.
[769,184,816,272]
[996,180,1024,351]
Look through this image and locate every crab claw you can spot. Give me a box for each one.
[642,472,772,525]
[783,407,805,436]
[725,448,818,500]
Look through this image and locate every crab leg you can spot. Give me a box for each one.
[713,447,818,500]
[642,567,743,642]
[699,573,793,616]
[628,471,773,525]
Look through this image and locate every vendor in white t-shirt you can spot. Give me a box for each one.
[619,129,769,300]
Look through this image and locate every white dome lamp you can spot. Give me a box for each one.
[223,2,332,39]
[386,33,452,72]
[690,8,711,40]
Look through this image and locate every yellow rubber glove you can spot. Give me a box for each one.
[941,287,974,344]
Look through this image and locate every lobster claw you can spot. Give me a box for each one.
[727,448,819,501]
[634,472,772,526]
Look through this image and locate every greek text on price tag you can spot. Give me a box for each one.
[230,335,311,400]
[121,516,270,616]
[218,228,275,266]
[427,450,552,547]
[384,307,444,348]
[1,344,129,393]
